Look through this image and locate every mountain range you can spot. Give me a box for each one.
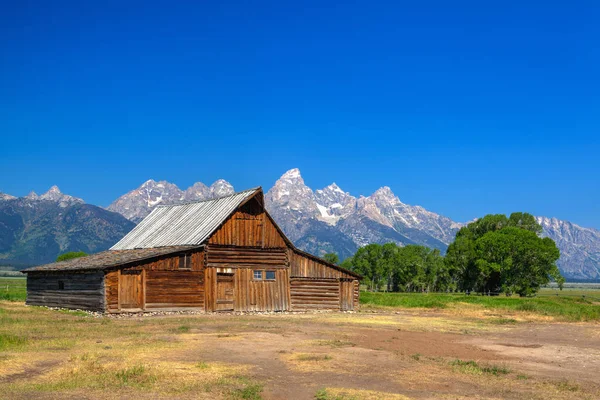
[0,187,134,267]
[1,169,599,280]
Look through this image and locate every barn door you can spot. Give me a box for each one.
[120,270,144,310]
[216,273,234,311]
[340,280,354,311]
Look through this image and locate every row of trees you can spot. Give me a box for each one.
[326,212,564,296]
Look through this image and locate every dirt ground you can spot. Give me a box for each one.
[1,304,599,399]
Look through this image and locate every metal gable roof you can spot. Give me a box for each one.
[110,187,260,250]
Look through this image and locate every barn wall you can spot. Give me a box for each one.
[289,250,357,279]
[290,278,340,310]
[105,249,205,313]
[206,245,287,269]
[26,271,105,311]
[354,280,360,309]
[208,199,287,248]
[205,245,290,312]
[233,268,290,312]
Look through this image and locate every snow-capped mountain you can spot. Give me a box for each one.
[4,186,84,207]
[0,192,16,201]
[0,188,133,267]
[265,169,461,256]
[100,168,600,280]
[107,179,235,223]
[264,169,600,280]
[537,217,600,280]
[39,185,84,207]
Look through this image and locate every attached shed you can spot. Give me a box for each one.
[23,187,361,313]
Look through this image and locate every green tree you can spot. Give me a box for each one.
[322,252,340,265]
[56,251,88,262]
[352,244,384,291]
[446,212,563,295]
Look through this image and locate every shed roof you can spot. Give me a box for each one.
[22,246,201,273]
[110,187,260,250]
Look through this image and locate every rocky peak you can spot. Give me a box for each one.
[184,182,210,201]
[25,191,39,200]
[38,185,84,207]
[209,180,234,198]
[0,192,16,201]
[370,186,401,206]
[315,183,354,205]
[40,185,63,201]
[107,179,184,223]
[314,183,357,221]
[266,168,316,209]
[281,168,302,181]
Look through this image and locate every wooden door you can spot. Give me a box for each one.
[216,273,234,311]
[340,280,354,311]
[120,270,144,310]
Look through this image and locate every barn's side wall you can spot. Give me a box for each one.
[289,249,360,311]
[290,278,340,310]
[289,250,357,279]
[105,249,205,313]
[204,245,290,312]
[26,271,105,311]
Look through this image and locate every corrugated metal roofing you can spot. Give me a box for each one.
[110,187,260,250]
[22,246,201,272]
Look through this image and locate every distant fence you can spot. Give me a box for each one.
[0,277,27,301]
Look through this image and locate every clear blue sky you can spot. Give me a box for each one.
[1,1,598,228]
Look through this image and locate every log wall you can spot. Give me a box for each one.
[209,199,287,248]
[104,249,205,312]
[206,245,287,269]
[26,271,105,311]
[289,250,357,279]
[290,278,340,310]
[204,245,290,311]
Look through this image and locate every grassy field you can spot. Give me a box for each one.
[0,277,26,301]
[359,291,600,321]
[1,300,599,399]
[3,276,600,321]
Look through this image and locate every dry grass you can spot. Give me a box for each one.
[2,301,600,400]
[316,387,411,399]
[0,302,262,399]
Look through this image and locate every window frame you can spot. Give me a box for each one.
[264,270,276,281]
[178,253,192,270]
[253,270,264,280]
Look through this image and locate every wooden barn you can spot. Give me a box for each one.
[22,187,361,313]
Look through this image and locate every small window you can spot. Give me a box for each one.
[253,270,263,280]
[58,280,65,290]
[179,253,192,270]
[265,271,276,281]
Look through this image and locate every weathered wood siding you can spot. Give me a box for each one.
[205,245,290,311]
[290,278,340,310]
[354,280,360,309]
[209,199,287,248]
[339,279,355,311]
[204,267,217,312]
[104,249,205,312]
[105,270,119,312]
[289,250,356,279]
[27,272,105,311]
[234,268,290,311]
[206,245,287,269]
